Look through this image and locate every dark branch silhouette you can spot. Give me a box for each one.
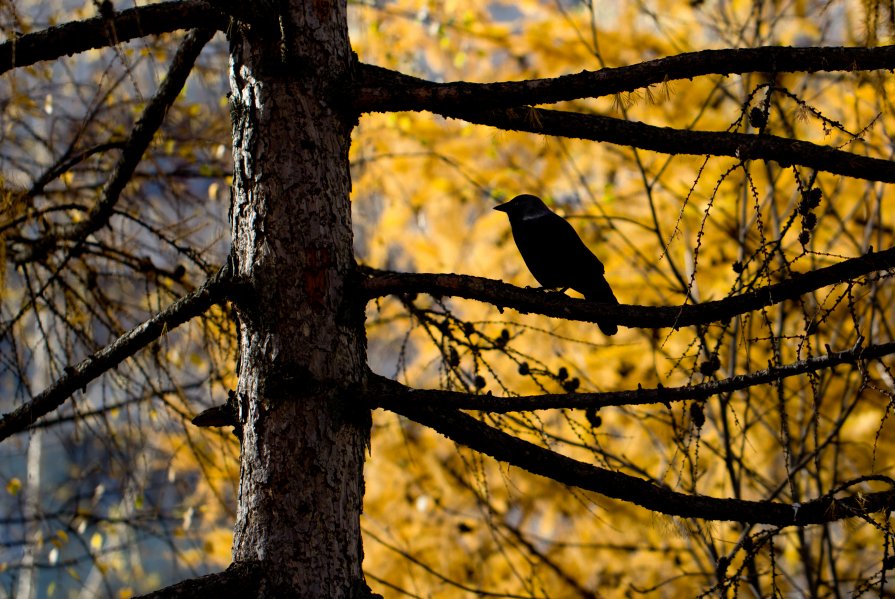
[359,246,895,328]
[386,394,895,526]
[444,107,895,183]
[356,53,895,182]
[0,266,229,442]
[0,1,226,75]
[370,336,892,412]
[134,560,263,599]
[355,46,895,112]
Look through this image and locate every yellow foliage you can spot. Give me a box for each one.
[180,528,234,569]
[5,477,21,496]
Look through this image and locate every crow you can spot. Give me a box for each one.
[494,194,618,336]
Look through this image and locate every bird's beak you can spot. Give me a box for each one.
[493,202,509,212]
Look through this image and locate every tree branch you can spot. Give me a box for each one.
[0,266,230,443]
[387,398,895,525]
[370,336,893,412]
[13,27,216,264]
[356,50,895,182]
[0,1,226,75]
[446,106,895,183]
[355,46,895,113]
[135,560,262,599]
[359,246,895,328]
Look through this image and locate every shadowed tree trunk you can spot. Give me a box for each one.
[226,2,369,595]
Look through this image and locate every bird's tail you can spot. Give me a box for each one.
[584,278,619,336]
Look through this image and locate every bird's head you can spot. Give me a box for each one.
[493,194,551,219]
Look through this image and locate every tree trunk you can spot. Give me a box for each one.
[227,2,368,596]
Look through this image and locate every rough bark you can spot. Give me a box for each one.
[135,561,263,598]
[227,2,369,596]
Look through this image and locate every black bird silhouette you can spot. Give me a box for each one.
[494,194,618,336]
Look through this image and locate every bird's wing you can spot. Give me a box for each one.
[540,214,618,303]
[511,211,618,333]
[537,213,606,276]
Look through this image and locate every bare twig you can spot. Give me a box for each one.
[0,266,230,442]
[13,27,217,264]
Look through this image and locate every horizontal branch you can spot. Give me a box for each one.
[371,337,894,412]
[0,0,226,75]
[388,397,895,525]
[444,106,895,183]
[355,46,895,112]
[359,246,895,328]
[0,266,230,443]
[356,47,895,182]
